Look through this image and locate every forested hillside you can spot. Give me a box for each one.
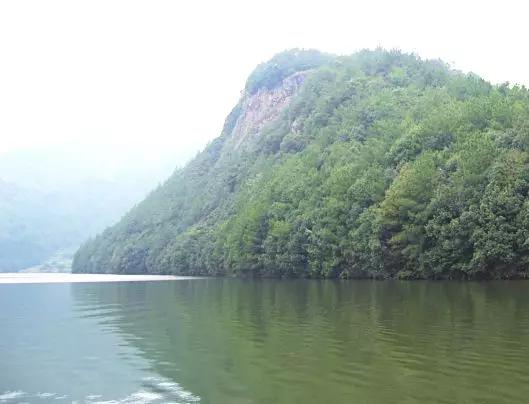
[73,49,529,279]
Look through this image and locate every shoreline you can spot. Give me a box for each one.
[0,273,202,284]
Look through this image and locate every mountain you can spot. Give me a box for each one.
[0,145,181,272]
[0,180,51,271]
[73,49,529,279]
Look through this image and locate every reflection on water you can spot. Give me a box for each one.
[0,282,199,403]
[2,279,529,403]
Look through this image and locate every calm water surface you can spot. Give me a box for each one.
[1,279,529,403]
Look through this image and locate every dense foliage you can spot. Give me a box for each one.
[73,49,529,279]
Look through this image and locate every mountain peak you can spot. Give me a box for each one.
[244,49,333,96]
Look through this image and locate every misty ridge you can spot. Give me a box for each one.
[0,143,192,272]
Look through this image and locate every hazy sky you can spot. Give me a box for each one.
[1,0,528,158]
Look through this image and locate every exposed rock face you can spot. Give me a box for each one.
[228,71,307,150]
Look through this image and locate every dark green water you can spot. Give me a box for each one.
[2,279,529,403]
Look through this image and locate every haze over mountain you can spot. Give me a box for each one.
[0,143,189,272]
[74,49,529,279]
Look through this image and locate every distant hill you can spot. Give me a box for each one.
[73,49,529,279]
[0,144,182,272]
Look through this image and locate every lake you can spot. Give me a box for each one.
[1,278,529,403]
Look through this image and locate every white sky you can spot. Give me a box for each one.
[1,0,528,158]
